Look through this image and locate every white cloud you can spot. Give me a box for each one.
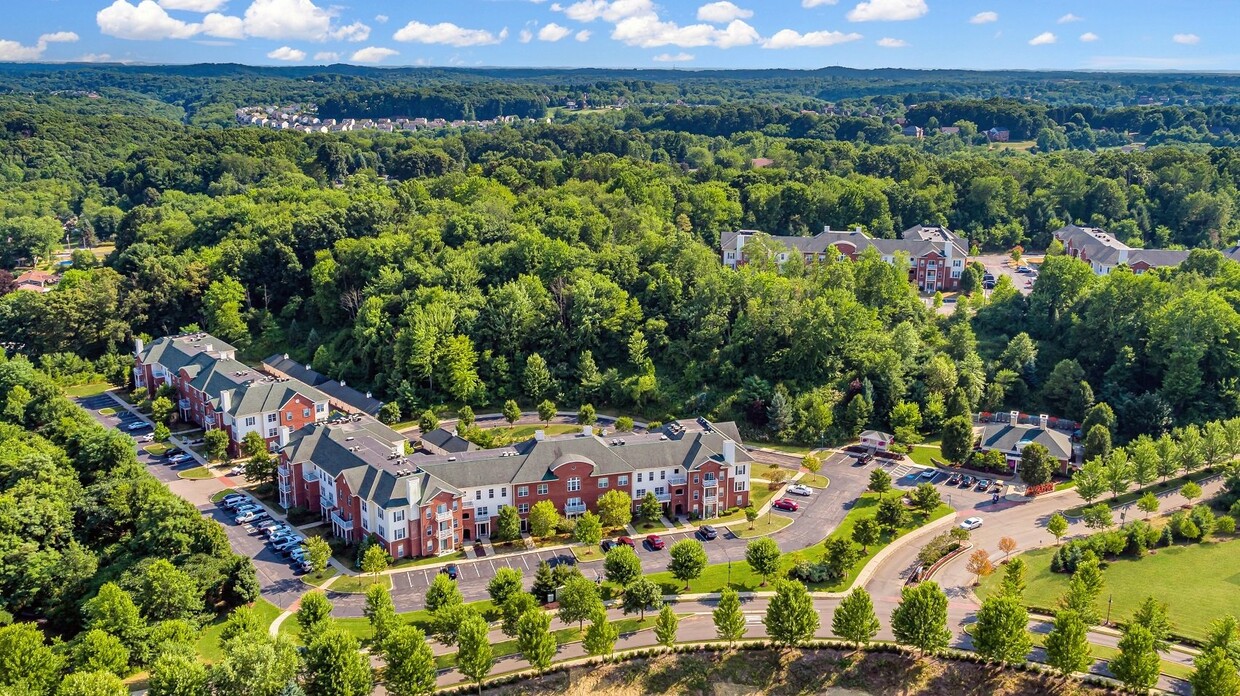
[158,0,226,9]
[877,36,906,47]
[393,21,507,47]
[697,1,753,23]
[613,16,758,48]
[802,0,838,6]
[764,28,863,48]
[1079,32,1098,42]
[575,29,591,41]
[519,29,534,43]
[201,13,245,39]
[846,0,927,22]
[267,45,305,60]
[0,31,80,61]
[314,51,339,61]
[243,0,334,40]
[374,15,388,24]
[561,0,655,22]
[969,11,997,24]
[330,21,371,42]
[350,46,398,63]
[653,51,694,61]
[1057,13,1083,23]
[1028,31,1056,45]
[1173,33,1200,45]
[77,53,115,62]
[97,0,201,40]
[538,23,573,41]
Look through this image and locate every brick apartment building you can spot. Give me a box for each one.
[134,334,331,456]
[720,224,969,292]
[277,418,754,559]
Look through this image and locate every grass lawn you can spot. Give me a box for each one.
[279,599,498,646]
[330,574,392,594]
[179,466,213,480]
[750,441,813,455]
[64,382,113,398]
[906,444,945,468]
[209,488,238,503]
[1064,470,1218,517]
[968,624,1193,680]
[732,514,793,538]
[1054,480,1077,491]
[143,443,171,456]
[688,481,780,527]
[391,550,467,569]
[300,567,339,587]
[471,424,582,448]
[634,519,674,533]
[571,545,605,563]
[649,494,953,595]
[98,407,117,416]
[799,473,829,489]
[197,598,283,661]
[977,541,1240,643]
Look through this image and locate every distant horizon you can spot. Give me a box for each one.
[0,1,1230,72]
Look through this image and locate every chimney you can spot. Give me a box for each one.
[365,392,372,399]
[1038,414,1049,430]
[278,426,291,448]
[134,337,145,355]
[205,344,214,353]
[282,353,289,360]
[219,390,232,413]
[1009,410,1020,425]
[405,476,422,511]
[582,425,593,438]
[306,364,312,372]
[723,440,736,464]
[534,429,546,441]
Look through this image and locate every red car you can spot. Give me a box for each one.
[617,536,636,548]
[645,534,666,550]
[772,498,800,512]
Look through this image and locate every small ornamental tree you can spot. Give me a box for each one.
[573,511,603,546]
[456,613,494,694]
[503,400,521,425]
[557,575,602,631]
[516,609,556,673]
[418,409,438,434]
[998,536,1017,559]
[364,583,398,648]
[851,517,881,553]
[494,505,522,542]
[583,607,619,657]
[1047,512,1069,544]
[621,578,662,620]
[744,537,782,586]
[604,545,643,587]
[1110,625,1161,692]
[965,548,994,585]
[1137,492,1160,518]
[668,539,708,590]
[744,506,759,529]
[486,567,524,607]
[832,587,880,649]
[764,579,819,647]
[204,429,229,462]
[655,604,679,647]
[868,468,892,495]
[638,491,663,524]
[713,588,746,644]
[596,489,633,529]
[578,404,596,425]
[528,500,561,539]
[537,399,556,424]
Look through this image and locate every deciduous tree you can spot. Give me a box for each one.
[713,588,746,644]
[515,609,556,673]
[891,581,951,654]
[764,579,818,647]
[832,587,880,649]
[972,594,1032,663]
[668,539,708,590]
[381,625,437,696]
[744,537,781,586]
[1045,610,1092,676]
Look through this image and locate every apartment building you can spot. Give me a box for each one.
[720,224,968,292]
[1054,224,1195,276]
[134,334,331,456]
[277,418,753,559]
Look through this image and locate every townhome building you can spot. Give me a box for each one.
[720,224,968,292]
[277,418,753,560]
[1053,224,1195,276]
[134,334,331,456]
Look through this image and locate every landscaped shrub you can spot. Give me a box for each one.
[287,505,315,525]
[1215,515,1236,535]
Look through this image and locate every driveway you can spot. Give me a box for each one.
[975,253,1038,296]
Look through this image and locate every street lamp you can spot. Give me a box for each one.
[728,561,732,587]
[1106,594,1113,626]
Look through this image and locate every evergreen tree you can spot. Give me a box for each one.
[832,587,880,649]
[999,556,1027,598]
[763,579,819,647]
[530,561,556,603]
[713,588,746,644]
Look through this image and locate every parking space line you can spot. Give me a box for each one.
[520,555,528,569]
[421,570,430,585]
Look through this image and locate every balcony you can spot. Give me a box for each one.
[668,474,687,486]
[704,494,718,503]
[461,499,474,508]
[702,478,719,488]
[437,526,454,539]
[278,481,291,494]
[654,491,671,502]
[435,509,453,523]
[331,511,354,531]
[302,468,319,483]
[278,463,289,477]
[319,495,334,512]
[564,502,587,515]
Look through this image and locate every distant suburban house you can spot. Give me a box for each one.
[720,224,969,292]
[986,127,1011,142]
[262,354,383,417]
[750,157,775,169]
[13,270,59,293]
[938,126,961,136]
[419,427,478,456]
[977,412,1076,475]
[901,125,924,139]
[1053,224,1204,276]
[859,430,895,452]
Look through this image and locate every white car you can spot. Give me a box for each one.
[126,420,151,431]
[227,465,245,477]
[137,433,155,443]
[167,453,193,465]
[787,484,813,497]
[959,517,984,531]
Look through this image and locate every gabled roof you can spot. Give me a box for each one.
[979,423,1073,461]
[137,333,237,373]
[262,355,383,416]
[223,377,330,418]
[1127,249,1191,268]
[419,427,477,454]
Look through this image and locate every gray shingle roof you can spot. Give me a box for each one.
[419,428,477,454]
[138,333,237,373]
[979,423,1073,461]
[262,355,383,416]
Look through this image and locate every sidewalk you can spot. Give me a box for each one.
[106,391,207,468]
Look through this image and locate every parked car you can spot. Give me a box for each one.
[975,478,991,491]
[617,536,636,548]
[600,539,617,553]
[235,509,265,524]
[227,465,245,477]
[167,453,193,465]
[288,548,308,564]
[294,558,314,574]
[772,498,800,512]
[697,525,718,541]
[126,420,152,431]
[645,534,666,550]
[442,563,459,580]
[960,475,975,488]
[254,519,281,534]
[787,483,813,496]
[959,517,984,531]
[137,433,155,443]
[222,498,250,512]
[274,537,305,554]
[854,453,874,466]
[918,468,937,480]
[946,473,962,485]
[267,531,296,546]
[165,447,185,457]
[1017,265,1033,273]
[219,493,246,506]
[264,524,293,539]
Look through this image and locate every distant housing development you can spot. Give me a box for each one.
[1053,224,1197,275]
[720,224,969,292]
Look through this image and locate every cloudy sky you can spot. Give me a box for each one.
[0,0,1229,70]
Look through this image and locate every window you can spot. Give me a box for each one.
[659,471,666,480]
[361,501,369,515]
[517,486,529,498]
[303,408,310,418]
[693,475,699,484]
[617,475,628,487]
[537,484,549,496]
[636,472,643,483]
[267,413,277,423]
[393,509,405,522]
[636,489,646,498]
[567,477,581,492]
[426,509,433,519]
[488,489,495,499]
[655,487,665,496]
[693,491,699,500]
[501,488,507,498]
[734,480,746,492]
[518,503,529,514]
[475,490,482,500]
[245,417,256,427]
[598,478,608,489]
[476,507,488,518]
[267,428,277,438]
[316,403,326,413]
[286,412,293,421]
[673,468,680,474]
[735,465,746,476]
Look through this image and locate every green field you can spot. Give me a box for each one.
[799,473,829,489]
[906,444,945,468]
[197,599,283,661]
[978,541,1240,642]
[64,382,113,398]
[330,574,392,594]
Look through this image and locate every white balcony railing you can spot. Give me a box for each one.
[654,491,671,502]
[703,477,719,487]
[564,502,587,515]
[435,510,453,522]
[319,495,334,512]
[302,468,318,483]
[437,526,453,538]
[668,475,687,486]
[331,511,354,531]
[704,494,718,503]
[278,481,291,494]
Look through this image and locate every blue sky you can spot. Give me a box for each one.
[0,0,1231,71]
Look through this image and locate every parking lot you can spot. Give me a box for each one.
[887,458,1015,511]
